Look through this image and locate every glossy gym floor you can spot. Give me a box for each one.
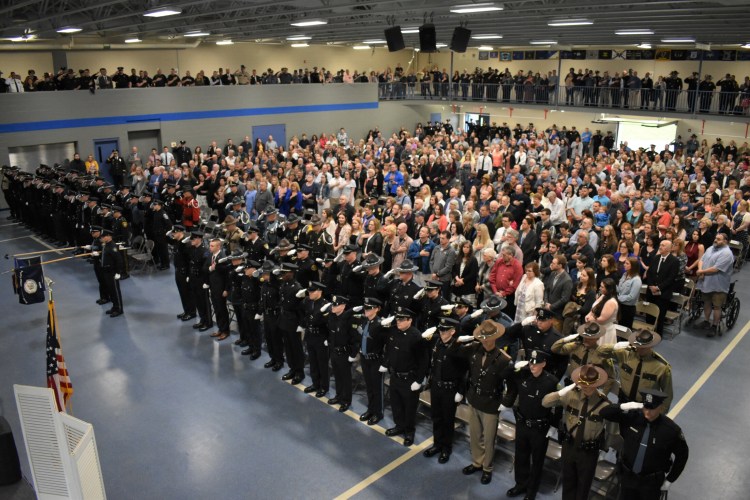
[1,220,749,499]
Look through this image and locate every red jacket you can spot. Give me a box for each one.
[178,197,200,227]
[489,257,523,297]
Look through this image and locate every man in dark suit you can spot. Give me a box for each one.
[333,194,355,223]
[644,240,680,334]
[518,216,539,267]
[543,255,573,332]
[205,238,231,340]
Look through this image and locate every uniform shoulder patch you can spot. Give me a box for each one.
[311,265,317,271]
[122,221,128,227]
[263,243,269,249]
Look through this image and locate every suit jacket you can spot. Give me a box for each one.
[205,250,230,294]
[645,253,680,298]
[543,270,573,316]
[518,229,539,266]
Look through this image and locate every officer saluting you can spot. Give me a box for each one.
[301,282,331,397]
[326,295,360,413]
[334,244,364,306]
[187,231,213,332]
[601,389,689,500]
[259,261,284,371]
[168,225,196,322]
[358,253,389,303]
[295,244,318,287]
[506,307,567,379]
[552,322,617,393]
[386,260,422,314]
[503,350,559,500]
[421,317,468,465]
[243,221,269,263]
[357,297,389,425]
[98,228,124,317]
[542,364,612,500]
[238,260,263,359]
[416,279,449,331]
[381,307,430,446]
[85,226,109,306]
[278,262,305,385]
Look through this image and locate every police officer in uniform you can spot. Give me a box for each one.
[227,250,248,345]
[326,295,360,412]
[335,244,365,306]
[243,221,269,262]
[283,213,304,247]
[542,364,612,500]
[357,297,389,425]
[111,205,131,277]
[386,259,422,314]
[259,206,284,248]
[188,231,213,332]
[86,226,109,305]
[450,297,484,338]
[259,261,284,371]
[238,260,263,358]
[421,317,468,464]
[271,238,296,264]
[451,320,513,485]
[552,322,617,393]
[278,262,305,384]
[295,244,318,287]
[417,279,450,331]
[381,307,430,446]
[305,214,334,260]
[503,350,560,500]
[221,215,245,254]
[168,225,196,321]
[599,329,673,410]
[601,388,689,500]
[357,253,389,303]
[150,199,172,270]
[99,229,124,317]
[301,282,330,397]
[506,307,567,379]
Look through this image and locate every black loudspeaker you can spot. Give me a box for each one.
[450,27,471,53]
[419,24,437,52]
[384,26,405,52]
[0,417,22,486]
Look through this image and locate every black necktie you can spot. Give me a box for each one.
[632,423,651,473]
[656,257,664,274]
[628,359,643,401]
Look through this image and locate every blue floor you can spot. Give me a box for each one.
[1,220,749,499]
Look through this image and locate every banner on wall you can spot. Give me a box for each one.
[671,50,688,61]
[535,50,558,60]
[737,51,750,61]
[655,50,671,61]
[598,50,613,60]
[512,51,525,60]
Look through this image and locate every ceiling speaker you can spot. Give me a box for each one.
[419,24,437,52]
[384,26,405,52]
[450,27,471,53]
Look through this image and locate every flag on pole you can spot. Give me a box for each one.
[46,299,73,412]
[12,256,46,304]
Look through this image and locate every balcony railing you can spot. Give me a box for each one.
[377,82,750,117]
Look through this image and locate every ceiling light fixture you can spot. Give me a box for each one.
[286,35,312,40]
[530,40,557,45]
[450,3,503,14]
[615,29,654,35]
[353,45,370,50]
[477,45,494,50]
[291,43,309,48]
[124,37,142,43]
[184,31,209,37]
[548,19,593,26]
[472,34,503,39]
[637,43,652,49]
[436,43,448,48]
[290,19,327,27]
[56,27,82,34]
[661,37,695,43]
[742,43,750,49]
[363,39,386,44]
[143,7,182,18]
[216,39,234,45]
[401,27,420,34]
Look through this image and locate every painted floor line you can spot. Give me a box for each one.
[0,236,32,243]
[0,222,22,228]
[668,317,750,418]
[29,235,64,255]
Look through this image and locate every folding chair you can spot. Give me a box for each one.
[130,239,155,272]
[663,280,692,339]
[544,432,564,492]
[632,301,660,332]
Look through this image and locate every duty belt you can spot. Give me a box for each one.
[391,370,414,380]
[560,429,604,451]
[514,410,550,429]
[361,353,383,360]
[265,307,281,315]
[621,464,665,479]
[433,380,457,390]
[472,385,500,397]
[307,327,323,335]
[333,346,350,355]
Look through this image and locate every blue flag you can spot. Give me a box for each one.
[13,256,46,304]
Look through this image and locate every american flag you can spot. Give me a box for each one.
[46,299,73,412]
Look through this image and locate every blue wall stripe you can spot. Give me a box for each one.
[0,101,379,134]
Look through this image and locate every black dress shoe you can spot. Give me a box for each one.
[480,471,492,484]
[198,324,211,332]
[423,445,441,458]
[105,308,114,314]
[338,403,350,412]
[250,351,261,360]
[109,310,123,318]
[385,427,404,437]
[272,363,283,372]
[263,360,275,368]
[281,371,294,381]
[438,450,450,464]
[193,323,204,330]
[315,389,327,398]
[359,411,373,422]
[462,464,481,475]
[177,313,186,319]
[304,385,319,394]
[403,435,414,446]
[507,486,527,497]
[367,415,383,426]
[240,348,252,355]
[291,376,304,385]
[233,339,243,345]
[182,314,196,322]
[96,299,110,305]
[328,397,341,405]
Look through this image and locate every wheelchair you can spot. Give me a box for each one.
[687,280,740,331]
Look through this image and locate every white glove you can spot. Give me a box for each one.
[353,265,363,273]
[321,303,331,313]
[114,273,121,280]
[324,340,328,347]
[498,404,510,412]
[457,335,474,343]
[454,393,463,403]
[91,251,100,257]
[352,306,363,313]
[315,258,324,264]
[296,326,304,334]
[380,315,395,327]
[562,333,579,342]
[621,402,644,411]
[410,381,421,391]
[384,269,395,279]
[421,327,437,339]
[470,309,483,319]
[287,249,296,256]
[235,266,245,273]
[295,288,307,298]
[661,480,671,491]
[254,314,263,320]
[558,383,576,397]
[378,365,388,373]
[181,236,191,244]
[186,277,190,283]
[83,245,92,250]
[614,341,631,350]
[202,283,209,289]
[514,360,529,370]
[521,316,536,326]
[347,356,356,363]
[441,304,456,312]
[272,268,281,276]
[413,289,425,300]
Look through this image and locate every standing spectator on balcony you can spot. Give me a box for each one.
[5,71,23,93]
[717,74,739,115]
[641,72,654,110]
[627,70,641,109]
[152,68,167,87]
[685,71,700,113]
[664,71,682,111]
[181,71,195,86]
[112,67,129,88]
[654,75,666,111]
[234,65,250,85]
